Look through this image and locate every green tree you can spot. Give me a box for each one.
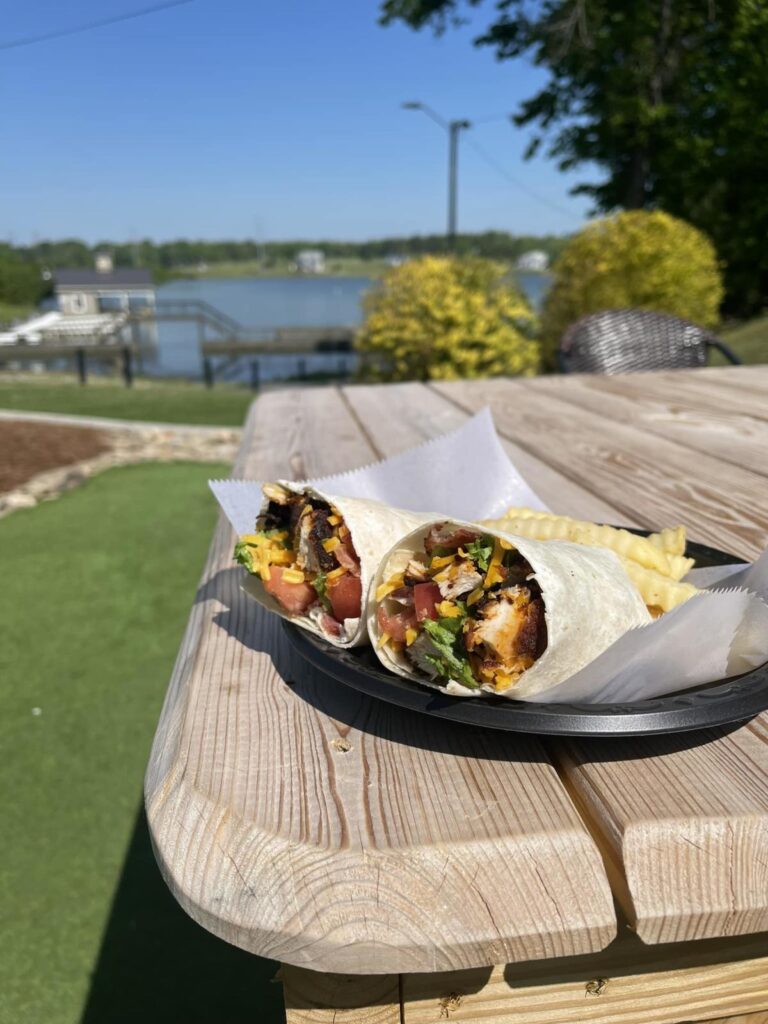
[380,0,768,316]
[0,256,49,308]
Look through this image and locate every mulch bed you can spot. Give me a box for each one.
[0,420,111,493]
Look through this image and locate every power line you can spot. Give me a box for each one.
[0,0,195,52]
[466,135,584,223]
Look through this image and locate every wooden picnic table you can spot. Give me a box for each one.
[146,367,768,1024]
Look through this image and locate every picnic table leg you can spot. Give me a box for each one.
[280,965,401,1023]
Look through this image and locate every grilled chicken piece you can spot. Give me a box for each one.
[404,558,431,586]
[436,560,483,601]
[464,586,544,664]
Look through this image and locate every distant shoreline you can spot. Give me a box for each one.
[162,259,552,284]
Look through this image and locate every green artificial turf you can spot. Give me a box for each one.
[0,463,285,1024]
[719,315,768,366]
[0,376,253,426]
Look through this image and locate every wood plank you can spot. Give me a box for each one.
[585,369,768,424]
[281,965,400,1023]
[526,372,768,476]
[430,376,768,946]
[146,383,617,974]
[431,377,768,559]
[558,728,768,944]
[698,1015,768,1024]
[342,381,634,523]
[691,366,768,394]
[402,929,768,1024]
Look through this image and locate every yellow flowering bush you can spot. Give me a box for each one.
[540,211,724,369]
[356,255,539,381]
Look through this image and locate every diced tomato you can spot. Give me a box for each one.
[377,604,417,643]
[335,535,361,574]
[263,566,316,614]
[424,523,481,553]
[413,582,441,622]
[327,573,362,621]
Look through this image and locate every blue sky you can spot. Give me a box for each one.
[1,0,595,244]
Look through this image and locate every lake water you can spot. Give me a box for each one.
[140,272,551,381]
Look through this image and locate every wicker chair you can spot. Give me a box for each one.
[557,309,742,374]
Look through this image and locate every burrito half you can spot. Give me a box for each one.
[235,483,427,646]
[370,519,651,698]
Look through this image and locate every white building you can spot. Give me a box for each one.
[53,254,155,315]
[296,249,326,274]
[516,250,550,273]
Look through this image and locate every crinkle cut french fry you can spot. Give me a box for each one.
[504,508,689,565]
[484,515,679,577]
[503,507,563,521]
[617,558,699,612]
[647,525,687,556]
[664,552,695,582]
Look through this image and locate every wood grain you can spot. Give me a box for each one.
[281,965,400,1023]
[527,371,768,476]
[401,957,768,1024]
[401,929,768,1024]
[431,377,768,559]
[145,385,617,974]
[342,381,634,524]
[697,1015,768,1024]
[558,727,768,944]
[431,375,768,946]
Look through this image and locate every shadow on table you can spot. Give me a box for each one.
[202,566,550,764]
[80,805,285,1024]
[202,567,749,764]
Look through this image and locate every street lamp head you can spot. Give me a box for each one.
[401,101,422,110]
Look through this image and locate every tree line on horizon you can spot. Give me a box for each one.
[0,233,568,312]
[1,232,567,273]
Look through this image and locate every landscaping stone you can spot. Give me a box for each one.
[0,415,241,518]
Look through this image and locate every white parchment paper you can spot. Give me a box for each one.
[211,407,768,704]
[210,407,546,534]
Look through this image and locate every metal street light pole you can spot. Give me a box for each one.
[402,101,471,250]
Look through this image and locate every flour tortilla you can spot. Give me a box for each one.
[241,484,429,647]
[368,518,651,699]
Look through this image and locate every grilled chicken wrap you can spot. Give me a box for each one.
[235,483,427,646]
[370,519,651,698]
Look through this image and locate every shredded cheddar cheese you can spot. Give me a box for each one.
[436,601,461,618]
[282,569,306,584]
[375,573,404,602]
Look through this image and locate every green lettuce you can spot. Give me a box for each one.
[464,535,493,572]
[421,614,478,690]
[234,541,255,573]
[311,572,332,611]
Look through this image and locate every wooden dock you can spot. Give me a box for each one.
[0,343,138,386]
[200,327,357,386]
